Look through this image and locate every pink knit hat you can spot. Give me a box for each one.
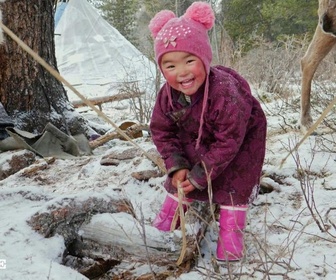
[149,1,215,74]
[149,2,215,150]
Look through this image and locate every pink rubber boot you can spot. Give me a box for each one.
[152,193,191,231]
[216,205,248,261]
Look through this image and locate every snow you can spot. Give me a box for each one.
[1,1,336,279]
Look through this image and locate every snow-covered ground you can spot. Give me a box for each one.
[1,90,336,279]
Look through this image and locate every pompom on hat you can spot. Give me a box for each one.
[149,1,215,74]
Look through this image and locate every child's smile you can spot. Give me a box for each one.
[160,51,206,95]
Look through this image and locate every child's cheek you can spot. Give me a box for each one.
[163,71,177,87]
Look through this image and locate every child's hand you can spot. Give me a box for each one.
[179,179,195,195]
[172,169,188,188]
[172,169,195,194]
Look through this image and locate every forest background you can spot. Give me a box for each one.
[87,0,331,118]
[89,0,319,64]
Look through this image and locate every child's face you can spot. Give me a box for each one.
[160,51,206,96]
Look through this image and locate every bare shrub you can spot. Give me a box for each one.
[228,35,336,133]
[303,78,336,132]
[290,139,336,239]
[234,36,306,99]
[116,57,162,124]
[117,80,153,124]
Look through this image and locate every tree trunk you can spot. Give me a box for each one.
[0,2,3,44]
[0,0,90,136]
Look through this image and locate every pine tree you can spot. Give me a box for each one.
[222,0,317,46]
[96,0,139,47]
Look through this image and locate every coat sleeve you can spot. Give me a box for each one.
[150,86,191,176]
[188,77,254,190]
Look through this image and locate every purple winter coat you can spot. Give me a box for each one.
[150,66,267,206]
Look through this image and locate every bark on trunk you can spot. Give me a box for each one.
[0,0,89,136]
[0,2,3,44]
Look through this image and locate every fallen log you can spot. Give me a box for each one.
[27,195,213,278]
[72,92,143,110]
[90,122,149,149]
[28,196,135,245]
[79,201,212,266]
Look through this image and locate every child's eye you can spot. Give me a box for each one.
[187,59,195,64]
[166,65,175,69]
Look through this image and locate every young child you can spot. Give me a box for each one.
[148,2,267,262]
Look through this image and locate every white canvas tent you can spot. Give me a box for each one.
[55,0,156,102]
[54,1,68,28]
